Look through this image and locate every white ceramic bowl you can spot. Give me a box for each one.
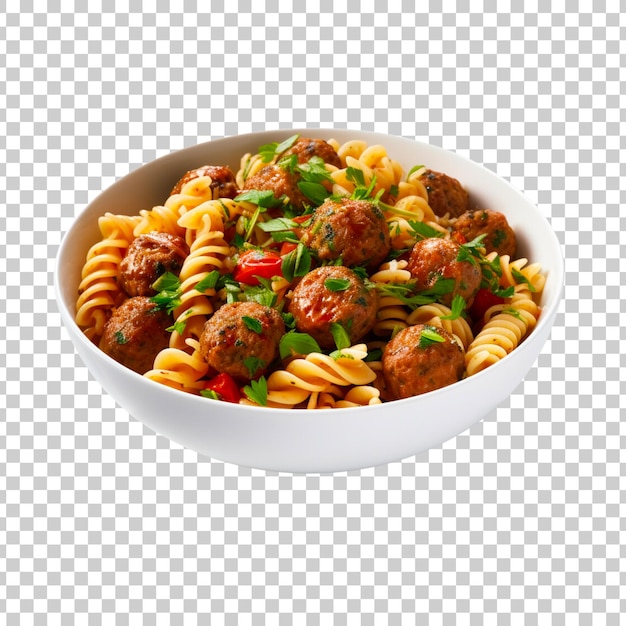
[55,129,564,473]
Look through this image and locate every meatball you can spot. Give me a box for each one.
[118,232,189,297]
[451,209,517,258]
[289,265,378,350]
[418,169,470,218]
[99,297,172,375]
[243,164,308,210]
[301,198,391,270]
[199,302,285,381]
[170,164,239,198]
[382,324,465,400]
[282,137,342,168]
[406,237,481,308]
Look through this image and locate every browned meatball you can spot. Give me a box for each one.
[406,237,481,308]
[99,297,172,375]
[118,232,189,297]
[300,198,391,270]
[451,209,517,258]
[418,169,470,218]
[243,164,308,210]
[289,265,378,349]
[170,165,239,198]
[199,302,285,381]
[382,324,465,400]
[282,137,342,168]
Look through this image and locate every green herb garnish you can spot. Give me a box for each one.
[407,220,445,241]
[243,357,266,378]
[281,243,311,282]
[298,181,331,206]
[256,217,299,232]
[439,295,466,320]
[235,189,284,208]
[258,134,300,163]
[243,376,268,406]
[279,332,321,359]
[511,268,537,292]
[242,316,263,334]
[150,272,183,314]
[195,270,221,293]
[407,164,425,179]
[324,278,351,292]
[418,325,446,348]
[200,389,220,400]
[330,322,351,350]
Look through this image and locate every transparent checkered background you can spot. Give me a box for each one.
[1,2,624,623]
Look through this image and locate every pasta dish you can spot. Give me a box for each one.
[75,135,545,409]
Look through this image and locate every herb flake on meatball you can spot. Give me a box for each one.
[382,324,465,400]
[301,197,391,270]
[99,296,172,375]
[289,265,379,349]
[199,301,285,381]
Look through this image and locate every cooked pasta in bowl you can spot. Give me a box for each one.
[55,129,564,472]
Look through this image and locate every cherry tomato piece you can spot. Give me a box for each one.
[203,372,241,404]
[279,241,298,256]
[234,249,283,285]
[450,230,467,245]
[469,288,505,323]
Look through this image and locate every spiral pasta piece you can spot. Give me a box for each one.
[330,142,405,199]
[236,152,267,187]
[144,339,209,393]
[370,260,413,336]
[132,176,218,238]
[465,287,540,376]
[168,213,231,350]
[264,345,377,408]
[334,386,382,408]
[486,252,546,297]
[75,213,141,341]
[406,303,474,351]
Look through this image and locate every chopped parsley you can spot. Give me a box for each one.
[167,320,187,335]
[243,356,266,378]
[200,388,220,400]
[258,134,300,163]
[376,277,455,310]
[115,331,128,345]
[324,278,351,292]
[330,322,351,350]
[511,268,537,292]
[150,272,183,314]
[235,189,284,209]
[279,332,321,359]
[407,164,425,179]
[256,216,299,232]
[298,180,331,205]
[195,270,221,293]
[281,243,311,282]
[242,316,263,334]
[408,220,445,241]
[439,294,466,320]
[243,376,268,406]
[418,326,446,349]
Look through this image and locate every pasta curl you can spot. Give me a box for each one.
[405,303,474,351]
[465,286,540,376]
[144,339,209,392]
[75,213,141,341]
[263,345,377,408]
